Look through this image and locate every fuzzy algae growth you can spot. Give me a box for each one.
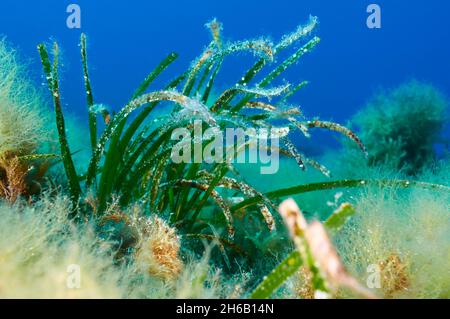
[0,16,448,299]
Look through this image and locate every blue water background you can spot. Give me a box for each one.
[0,0,449,152]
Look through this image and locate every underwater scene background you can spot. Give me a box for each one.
[0,0,448,299]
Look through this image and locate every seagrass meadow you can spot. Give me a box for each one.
[0,15,449,299]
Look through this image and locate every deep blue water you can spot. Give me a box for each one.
[1,0,449,150]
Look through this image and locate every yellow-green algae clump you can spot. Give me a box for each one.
[0,39,51,201]
[0,39,48,157]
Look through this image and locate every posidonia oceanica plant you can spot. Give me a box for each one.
[35,16,449,246]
